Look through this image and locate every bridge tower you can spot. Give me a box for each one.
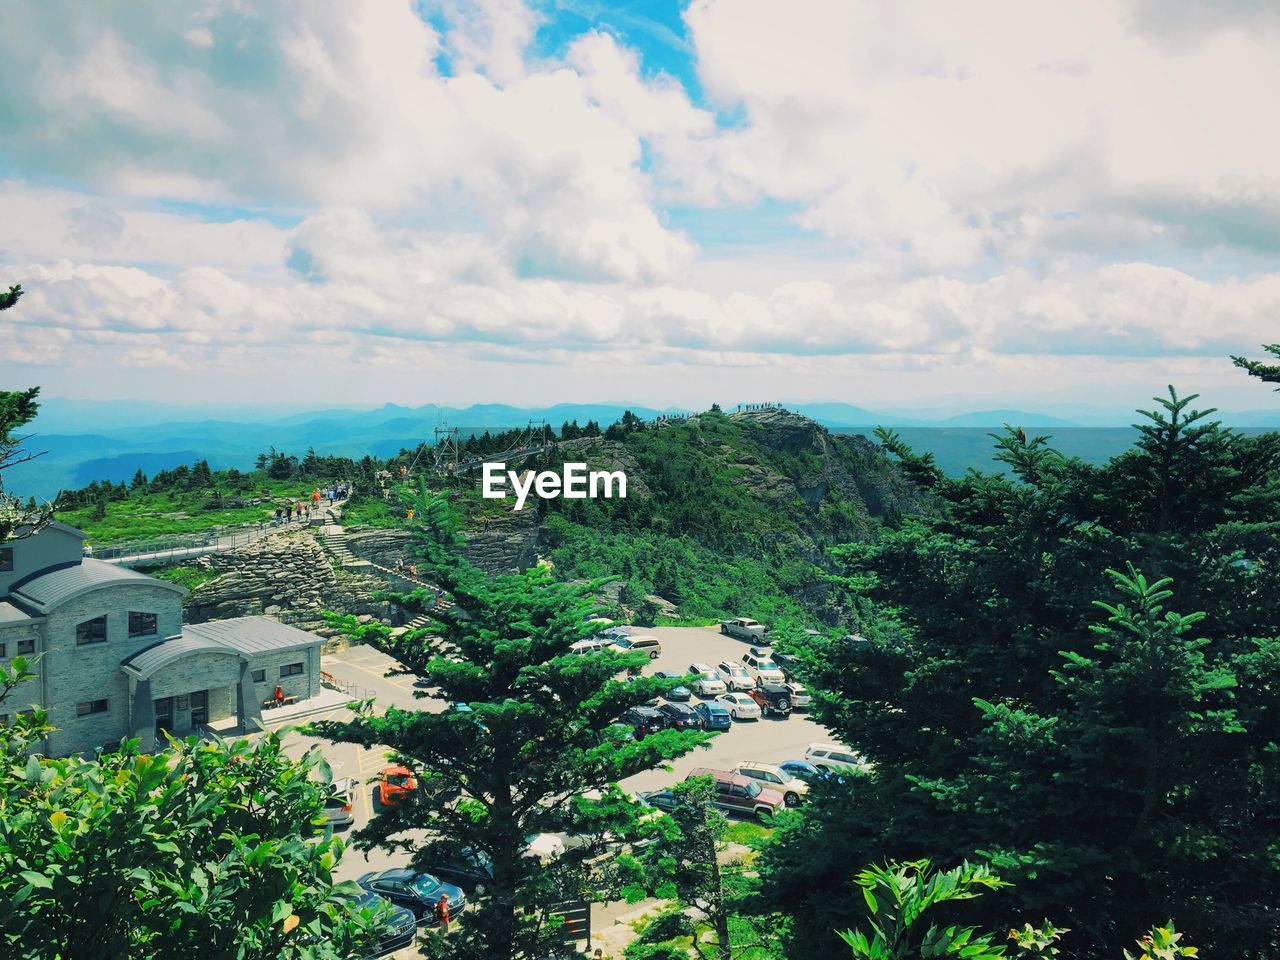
[432,424,462,475]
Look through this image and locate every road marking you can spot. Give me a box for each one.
[358,774,373,822]
[331,656,412,688]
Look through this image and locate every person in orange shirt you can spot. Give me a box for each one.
[436,892,451,932]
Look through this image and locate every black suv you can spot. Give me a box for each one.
[622,706,668,738]
[658,701,702,730]
[773,650,802,682]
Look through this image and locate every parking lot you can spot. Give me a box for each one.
[281,624,836,884]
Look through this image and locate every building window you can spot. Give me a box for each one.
[251,669,266,683]
[279,662,304,678]
[0,643,5,658]
[0,547,12,572]
[17,638,35,655]
[77,699,109,716]
[128,611,158,637]
[76,617,107,645]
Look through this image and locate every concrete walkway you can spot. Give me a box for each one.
[255,686,360,729]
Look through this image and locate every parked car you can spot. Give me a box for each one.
[689,767,786,820]
[715,660,755,692]
[654,670,692,701]
[610,634,663,659]
[357,868,467,924]
[569,638,606,655]
[750,683,794,717]
[658,701,702,730]
[343,890,417,956]
[693,701,732,731]
[621,705,668,738]
[741,648,786,684]
[778,759,824,783]
[635,788,679,813]
[324,777,357,828]
[719,617,769,641]
[715,692,762,720]
[805,742,866,774]
[377,765,417,806]
[783,681,811,709]
[772,650,802,681]
[428,849,494,894]
[524,833,568,863]
[735,761,810,806]
[688,663,727,696]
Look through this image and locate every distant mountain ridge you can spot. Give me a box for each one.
[9,398,1278,500]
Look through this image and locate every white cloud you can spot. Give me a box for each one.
[435,0,541,85]
[680,0,1280,266]
[0,0,1278,411]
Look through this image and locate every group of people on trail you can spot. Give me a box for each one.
[268,483,352,526]
[274,501,314,524]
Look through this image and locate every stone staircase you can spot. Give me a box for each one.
[312,511,455,634]
[316,522,370,569]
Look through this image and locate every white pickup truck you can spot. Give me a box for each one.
[719,617,769,641]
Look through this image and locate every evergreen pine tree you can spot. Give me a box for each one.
[313,482,708,960]
[1231,342,1280,388]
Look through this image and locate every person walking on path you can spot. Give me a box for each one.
[435,893,451,933]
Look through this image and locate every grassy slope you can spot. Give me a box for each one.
[59,476,334,545]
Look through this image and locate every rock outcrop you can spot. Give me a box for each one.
[179,529,398,651]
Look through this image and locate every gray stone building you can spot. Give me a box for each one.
[0,522,322,756]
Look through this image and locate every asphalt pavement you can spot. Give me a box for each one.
[279,624,837,888]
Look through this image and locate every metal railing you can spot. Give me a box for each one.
[320,670,374,700]
[94,512,331,566]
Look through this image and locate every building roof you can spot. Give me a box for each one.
[12,558,186,612]
[183,616,320,656]
[0,600,40,626]
[6,520,87,541]
[121,633,240,678]
[121,616,320,680]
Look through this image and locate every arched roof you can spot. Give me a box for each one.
[121,635,240,680]
[12,558,185,613]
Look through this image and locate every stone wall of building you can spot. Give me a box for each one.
[243,645,321,706]
[39,582,185,756]
[148,649,241,701]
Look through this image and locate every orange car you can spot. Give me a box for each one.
[378,765,417,806]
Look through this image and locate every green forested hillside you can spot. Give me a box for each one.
[523,406,929,625]
[759,389,1280,957]
[54,407,924,629]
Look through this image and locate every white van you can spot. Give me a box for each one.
[804,742,865,774]
[610,634,662,659]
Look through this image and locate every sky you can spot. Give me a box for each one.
[1,0,1279,416]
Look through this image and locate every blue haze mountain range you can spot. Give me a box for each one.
[7,398,1278,501]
